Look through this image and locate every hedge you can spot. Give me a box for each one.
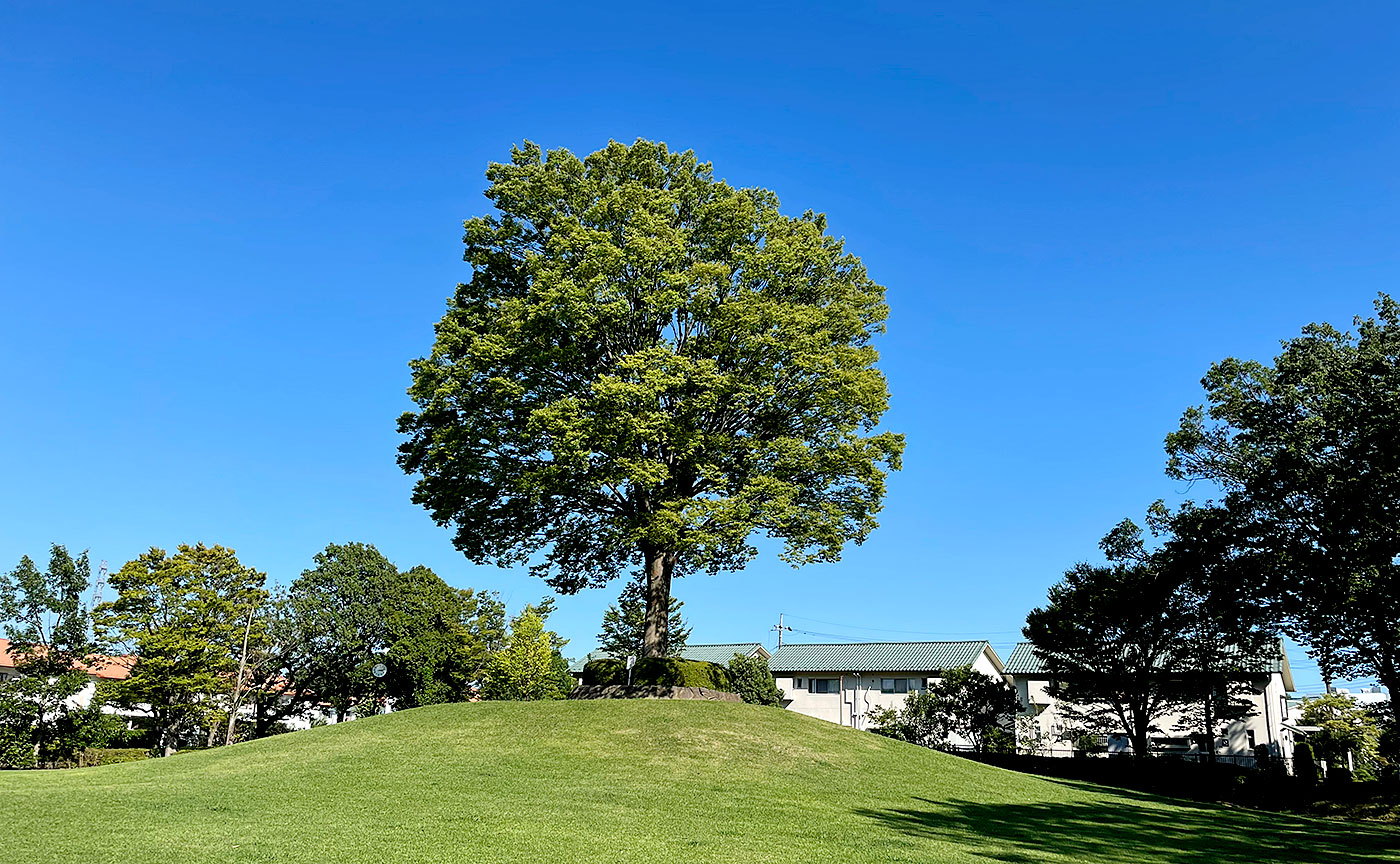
[581,657,733,691]
[77,748,150,768]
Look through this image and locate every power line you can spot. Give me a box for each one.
[783,613,1023,638]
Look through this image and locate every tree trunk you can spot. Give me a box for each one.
[641,547,676,658]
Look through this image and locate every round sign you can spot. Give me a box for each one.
[371,662,387,678]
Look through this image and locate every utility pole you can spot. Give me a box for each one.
[771,613,792,647]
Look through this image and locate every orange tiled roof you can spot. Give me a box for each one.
[0,638,134,680]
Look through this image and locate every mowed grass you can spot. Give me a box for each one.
[5,701,1398,863]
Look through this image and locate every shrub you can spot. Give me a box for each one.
[78,748,150,768]
[726,655,783,706]
[1295,741,1319,786]
[581,657,732,690]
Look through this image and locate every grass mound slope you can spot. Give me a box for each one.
[5,700,1397,863]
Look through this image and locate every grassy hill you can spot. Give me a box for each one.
[4,700,1397,863]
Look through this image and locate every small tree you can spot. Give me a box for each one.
[0,545,119,766]
[726,654,782,706]
[481,610,569,701]
[93,544,266,756]
[869,690,945,748]
[928,666,1023,753]
[597,573,690,659]
[398,139,904,658]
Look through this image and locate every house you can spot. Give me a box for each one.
[1004,640,1297,760]
[768,641,1008,737]
[0,637,140,717]
[569,642,771,684]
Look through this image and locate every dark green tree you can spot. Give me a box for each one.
[1155,503,1279,761]
[1024,518,1196,759]
[289,543,487,718]
[927,666,1023,753]
[93,544,266,756]
[726,653,783,706]
[399,139,903,657]
[1166,294,1400,702]
[0,546,121,766]
[597,573,690,659]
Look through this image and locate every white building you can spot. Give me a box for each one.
[1004,640,1297,761]
[768,641,1008,736]
[0,637,145,721]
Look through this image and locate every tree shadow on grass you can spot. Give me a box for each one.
[854,792,1400,864]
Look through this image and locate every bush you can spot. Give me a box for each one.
[727,655,783,706]
[581,657,732,690]
[78,748,150,768]
[1295,741,1319,786]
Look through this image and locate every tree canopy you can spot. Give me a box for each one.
[0,546,120,766]
[399,139,902,656]
[93,544,266,756]
[1166,294,1400,702]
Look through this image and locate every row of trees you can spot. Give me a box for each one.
[1026,295,1400,771]
[0,542,576,764]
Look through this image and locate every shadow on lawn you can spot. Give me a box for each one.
[854,787,1400,864]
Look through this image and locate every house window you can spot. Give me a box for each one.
[793,677,803,689]
[1247,730,1256,750]
[809,679,838,694]
[880,678,909,694]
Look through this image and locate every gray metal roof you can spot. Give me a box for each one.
[1005,640,1292,687]
[568,643,768,673]
[768,641,995,674]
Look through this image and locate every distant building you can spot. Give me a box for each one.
[1004,640,1297,760]
[0,637,145,724]
[768,641,1008,738]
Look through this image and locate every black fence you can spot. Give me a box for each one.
[943,745,1284,772]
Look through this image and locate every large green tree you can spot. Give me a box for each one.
[1166,295,1400,702]
[289,543,497,718]
[0,546,120,766]
[93,544,266,756]
[399,139,903,657]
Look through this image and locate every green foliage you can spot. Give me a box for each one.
[78,747,149,767]
[287,543,496,719]
[869,690,945,748]
[92,544,266,756]
[1299,694,1383,781]
[1294,741,1319,786]
[1025,507,1277,758]
[870,668,1020,752]
[1166,294,1400,702]
[398,139,903,656]
[928,666,1023,753]
[481,610,571,701]
[726,654,783,706]
[596,573,689,659]
[0,546,121,766]
[581,657,732,690]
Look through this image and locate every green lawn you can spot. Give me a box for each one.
[4,700,1397,863]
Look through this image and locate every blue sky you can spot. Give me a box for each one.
[3,2,1397,695]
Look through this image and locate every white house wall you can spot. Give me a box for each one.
[1015,671,1296,759]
